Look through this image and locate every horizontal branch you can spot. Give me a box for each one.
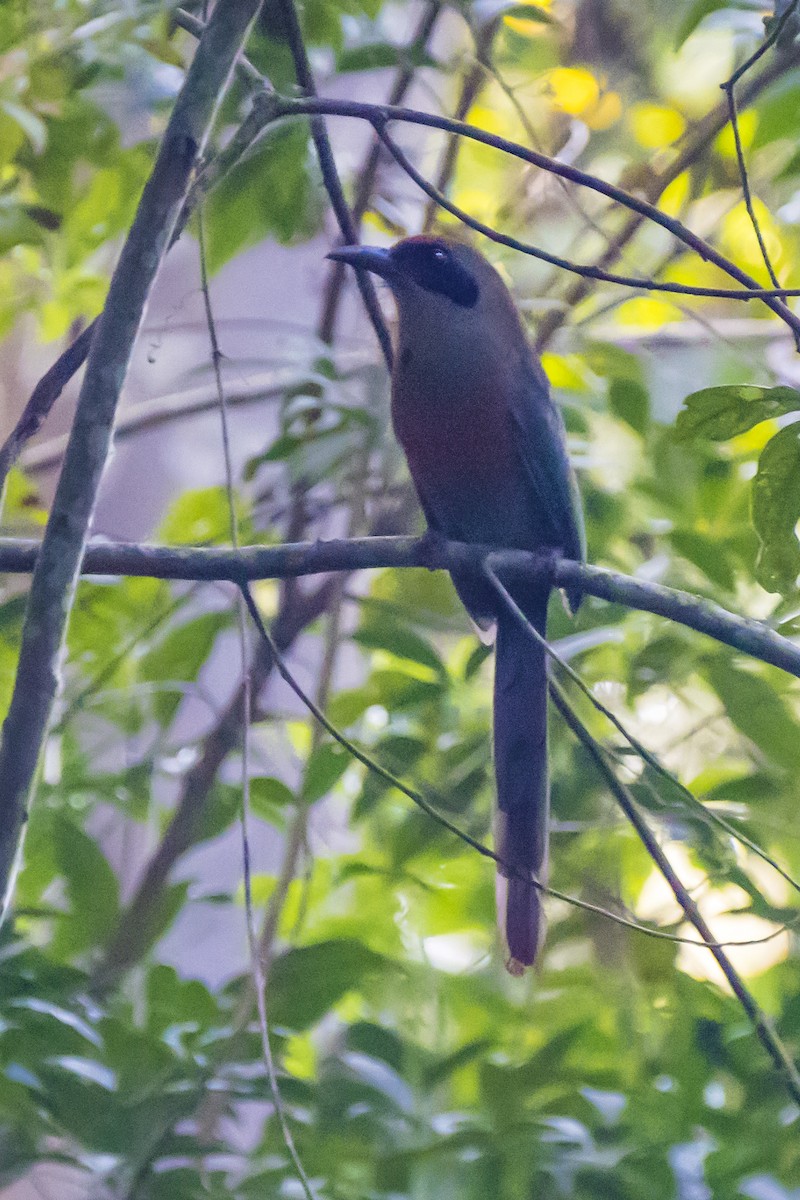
[1,535,798,678]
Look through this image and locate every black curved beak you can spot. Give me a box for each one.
[326,244,396,280]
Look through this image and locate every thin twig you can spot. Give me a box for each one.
[474,50,611,247]
[726,0,800,87]
[20,373,294,476]
[260,94,800,338]
[275,0,392,368]
[378,126,800,300]
[421,16,501,233]
[10,27,791,495]
[534,50,792,350]
[550,680,800,1108]
[0,8,272,498]
[723,85,782,291]
[200,470,367,1144]
[200,209,316,1191]
[719,1,799,344]
[0,324,96,498]
[318,0,442,344]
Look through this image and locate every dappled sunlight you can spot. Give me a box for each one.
[636,843,790,983]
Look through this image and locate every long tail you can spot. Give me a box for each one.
[493,591,550,973]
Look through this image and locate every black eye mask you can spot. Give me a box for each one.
[391,241,480,308]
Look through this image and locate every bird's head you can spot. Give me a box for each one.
[328,236,527,360]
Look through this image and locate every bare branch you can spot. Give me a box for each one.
[421,15,501,233]
[1,535,798,678]
[378,126,800,300]
[0,10,272,496]
[0,0,265,917]
[258,94,800,339]
[718,2,800,343]
[21,373,291,476]
[92,573,336,992]
[239,582,796,952]
[535,51,792,349]
[404,131,800,297]
[726,0,800,87]
[0,324,96,496]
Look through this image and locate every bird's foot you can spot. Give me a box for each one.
[415,528,449,570]
[537,545,562,588]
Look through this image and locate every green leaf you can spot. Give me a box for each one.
[138,611,230,724]
[337,42,437,72]
[675,386,800,442]
[145,965,219,1037]
[670,529,736,590]
[752,424,800,594]
[753,78,800,149]
[249,776,295,823]
[158,486,247,545]
[49,816,120,955]
[500,2,556,24]
[608,378,650,436]
[706,658,800,771]
[301,743,352,804]
[204,124,322,274]
[674,0,736,47]
[354,615,446,676]
[268,939,384,1030]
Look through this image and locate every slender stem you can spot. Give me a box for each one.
[719,2,796,342]
[260,94,800,339]
[238,582,795,952]
[378,126,800,299]
[0,7,271,498]
[318,0,442,343]
[726,0,800,87]
[534,52,791,350]
[421,16,501,232]
[551,681,800,1108]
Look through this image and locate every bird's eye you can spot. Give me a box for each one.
[432,247,448,263]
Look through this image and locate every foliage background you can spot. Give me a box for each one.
[2,0,800,1197]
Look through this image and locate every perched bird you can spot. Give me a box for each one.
[328,237,585,971]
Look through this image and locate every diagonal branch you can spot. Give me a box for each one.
[0,0,265,917]
[92,574,335,992]
[274,0,393,368]
[378,125,800,300]
[534,51,793,350]
[717,2,800,344]
[258,94,800,339]
[421,15,501,233]
[237,583,796,959]
[551,680,800,1107]
[0,12,273,498]
[318,0,442,344]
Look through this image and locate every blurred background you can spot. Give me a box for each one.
[2,1,800,1197]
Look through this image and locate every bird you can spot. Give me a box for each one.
[328,236,585,972]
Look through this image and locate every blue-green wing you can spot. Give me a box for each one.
[509,359,586,593]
